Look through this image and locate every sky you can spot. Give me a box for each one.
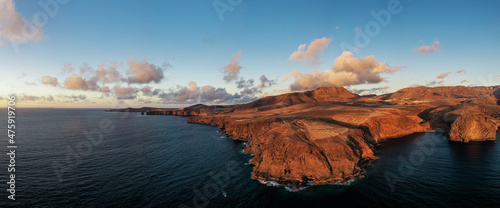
[0,0,499,108]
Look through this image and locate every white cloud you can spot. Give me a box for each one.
[436,72,451,79]
[60,94,87,101]
[222,50,242,83]
[416,40,441,54]
[349,86,390,95]
[95,62,122,83]
[41,75,58,86]
[257,75,276,89]
[19,94,54,102]
[63,74,98,91]
[127,56,167,84]
[426,80,444,87]
[159,81,256,104]
[284,51,401,91]
[100,86,111,93]
[113,85,138,100]
[0,0,43,45]
[289,37,332,65]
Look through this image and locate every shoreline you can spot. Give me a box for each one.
[106,86,500,190]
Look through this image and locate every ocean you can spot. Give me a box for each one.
[0,108,499,207]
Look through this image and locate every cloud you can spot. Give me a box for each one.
[19,94,54,102]
[113,85,139,100]
[223,50,242,83]
[44,58,169,98]
[60,94,87,101]
[460,80,469,84]
[63,74,99,91]
[55,59,166,99]
[457,70,466,74]
[24,81,37,86]
[141,85,152,95]
[416,40,441,54]
[138,98,153,104]
[284,51,402,91]
[157,81,199,103]
[257,75,276,89]
[0,0,44,45]
[127,56,167,84]
[426,80,444,87]
[159,81,256,104]
[236,78,254,89]
[235,75,276,96]
[240,87,260,96]
[100,86,111,93]
[200,85,233,102]
[41,75,59,86]
[349,86,390,95]
[289,37,332,65]
[408,83,422,88]
[63,63,74,73]
[95,62,122,83]
[141,85,160,96]
[436,72,452,79]
[335,26,340,30]
[67,62,122,90]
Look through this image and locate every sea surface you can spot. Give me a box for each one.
[0,108,499,207]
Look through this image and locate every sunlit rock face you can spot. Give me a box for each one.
[110,86,500,189]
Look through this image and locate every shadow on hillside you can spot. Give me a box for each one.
[494,88,500,105]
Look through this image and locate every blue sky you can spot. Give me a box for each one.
[0,0,499,107]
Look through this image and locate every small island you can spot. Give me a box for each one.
[108,86,500,190]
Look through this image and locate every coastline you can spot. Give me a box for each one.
[106,86,500,190]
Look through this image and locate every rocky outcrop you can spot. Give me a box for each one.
[449,113,498,142]
[188,116,378,188]
[361,114,428,142]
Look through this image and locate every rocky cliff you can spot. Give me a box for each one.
[107,86,500,190]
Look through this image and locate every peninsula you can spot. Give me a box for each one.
[107,86,500,189]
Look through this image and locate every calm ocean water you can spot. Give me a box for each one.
[0,108,499,207]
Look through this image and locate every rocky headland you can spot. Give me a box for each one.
[108,86,500,189]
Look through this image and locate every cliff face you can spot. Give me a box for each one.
[416,102,500,142]
[449,113,497,142]
[186,100,431,189]
[188,114,378,187]
[108,86,500,189]
[361,114,428,142]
